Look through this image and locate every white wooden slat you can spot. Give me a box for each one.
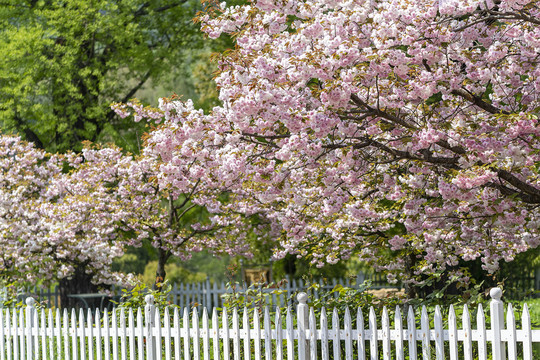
[462,305,472,360]
[253,308,261,360]
[62,309,70,360]
[173,308,180,360]
[232,308,240,360]
[275,309,283,360]
[344,307,352,360]
[24,304,30,360]
[202,308,210,360]
[112,308,119,360]
[154,309,162,360]
[211,308,220,360]
[48,309,55,360]
[395,306,404,360]
[309,308,317,360]
[222,308,230,360]
[420,306,430,360]
[506,304,517,360]
[95,310,102,360]
[286,307,294,360]
[522,304,533,360]
[357,308,366,360]
[490,291,503,360]
[381,307,390,360]
[434,306,444,360]
[71,309,78,360]
[19,309,24,360]
[407,306,417,360]
[33,308,40,360]
[103,310,110,360]
[120,309,127,360]
[5,309,12,360]
[477,304,487,360]
[79,309,86,360]
[263,307,272,360]
[243,308,250,360]
[164,307,172,360]
[448,305,457,360]
[369,307,378,360]
[182,308,190,360]
[192,309,200,360]
[87,309,94,360]
[128,309,135,360]
[136,309,144,360]
[0,309,5,360]
[40,310,46,360]
[332,308,340,360]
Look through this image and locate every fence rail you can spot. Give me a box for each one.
[1,287,539,360]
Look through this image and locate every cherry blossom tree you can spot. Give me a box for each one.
[0,136,259,305]
[120,0,540,295]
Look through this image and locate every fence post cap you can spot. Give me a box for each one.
[297,292,308,304]
[489,287,502,300]
[145,294,155,305]
[25,297,36,307]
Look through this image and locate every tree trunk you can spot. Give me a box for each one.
[58,264,102,308]
[154,248,170,290]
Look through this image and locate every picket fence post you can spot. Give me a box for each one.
[490,287,506,360]
[297,293,309,360]
[25,297,35,360]
[145,294,156,360]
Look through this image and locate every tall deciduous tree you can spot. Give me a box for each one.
[123,0,540,296]
[0,0,201,153]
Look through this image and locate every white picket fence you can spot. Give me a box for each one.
[1,288,539,360]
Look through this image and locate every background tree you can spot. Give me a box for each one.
[0,0,203,153]
[124,0,540,298]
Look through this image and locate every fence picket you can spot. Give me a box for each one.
[19,308,24,360]
[395,306,404,360]
[192,309,200,360]
[507,304,517,360]
[490,288,504,360]
[275,309,283,360]
[48,309,54,360]
[87,309,94,360]
[222,308,230,360]
[420,306,430,360]
[357,308,365,360]
[128,309,135,360]
[62,309,69,360]
[174,308,181,360]
[407,306,417,360]
[95,310,102,360]
[120,309,127,360]
[155,310,162,360]
[309,308,317,360]
[381,307,390,360]
[136,309,144,360]
[332,308,340,360]
[212,308,220,360]
[448,305,457,360]
[164,307,172,360]
[344,307,352,360]
[112,308,118,360]
[103,310,110,360]
[523,304,532,360]
[462,305,472,360]
[232,308,240,360]
[253,308,261,360]
[264,307,272,360]
[477,304,487,360]
[202,308,210,360]
[5,309,11,360]
[70,309,77,360]
[182,308,190,360]
[286,307,294,360]
[320,309,329,360]
[242,308,250,360]
[369,307,378,360]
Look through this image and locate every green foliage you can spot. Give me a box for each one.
[142,260,208,286]
[0,0,202,152]
[114,280,176,311]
